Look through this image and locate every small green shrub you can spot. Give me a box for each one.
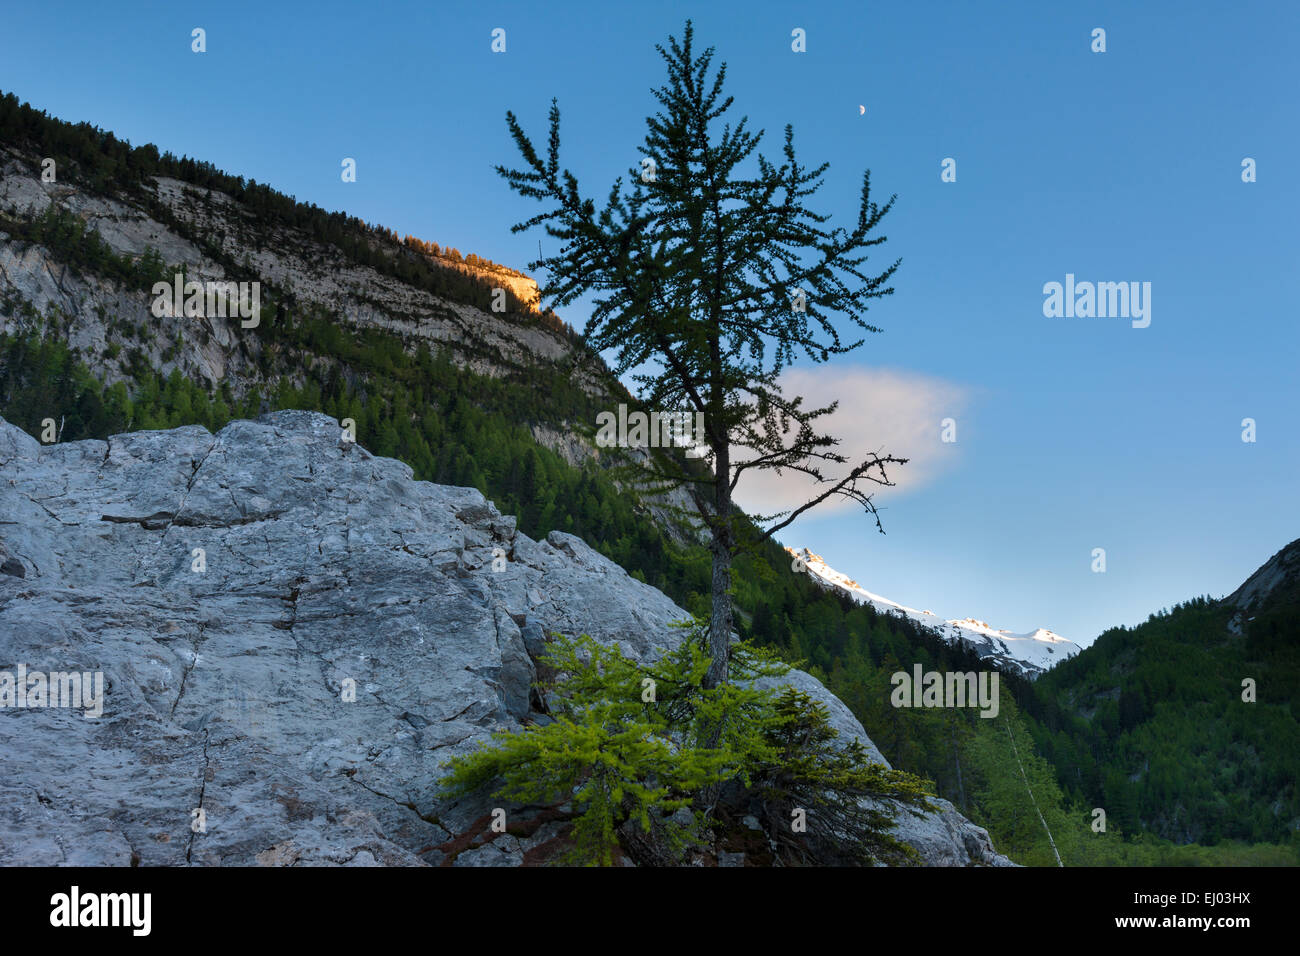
[437,620,933,866]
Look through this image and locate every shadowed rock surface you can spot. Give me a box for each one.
[0,410,1011,866]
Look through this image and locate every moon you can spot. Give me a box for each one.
[858,104,865,115]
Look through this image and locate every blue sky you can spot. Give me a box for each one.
[3,0,1297,645]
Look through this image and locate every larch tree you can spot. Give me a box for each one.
[497,20,905,688]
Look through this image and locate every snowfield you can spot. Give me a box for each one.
[787,548,1082,679]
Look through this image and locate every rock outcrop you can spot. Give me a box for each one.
[1224,538,1300,635]
[0,411,1011,865]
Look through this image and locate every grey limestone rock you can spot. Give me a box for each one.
[0,411,1011,866]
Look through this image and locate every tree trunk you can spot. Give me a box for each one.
[703,282,729,689]
[952,723,967,811]
[705,539,732,689]
[704,435,731,690]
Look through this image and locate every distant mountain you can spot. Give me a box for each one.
[786,547,1082,679]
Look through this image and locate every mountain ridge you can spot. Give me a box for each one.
[787,546,1082,679]
[1023,536,1300,844]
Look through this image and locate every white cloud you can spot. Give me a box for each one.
[730,366,970,519]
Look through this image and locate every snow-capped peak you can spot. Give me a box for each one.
[786,547,1082,678]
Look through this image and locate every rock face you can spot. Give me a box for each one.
[1224,538,1300,635]
[0,151,594,398]
[0,411,1011,866]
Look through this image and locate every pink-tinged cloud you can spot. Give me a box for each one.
[730,366,970,519]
